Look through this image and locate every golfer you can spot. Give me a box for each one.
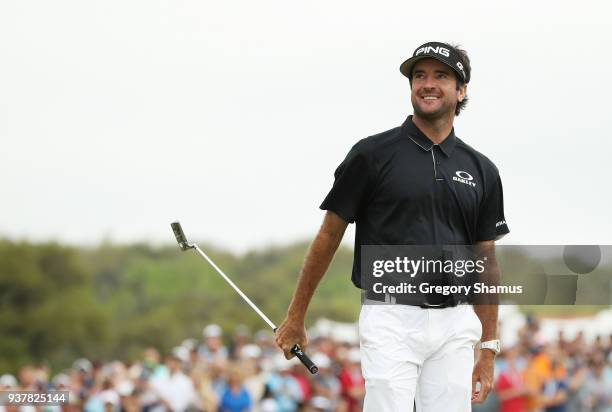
[275,41,509,411]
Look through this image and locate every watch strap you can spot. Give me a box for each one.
[480,339,501,354]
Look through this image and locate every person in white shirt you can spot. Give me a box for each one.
[151,348,200,411]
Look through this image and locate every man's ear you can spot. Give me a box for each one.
[458,83,467,102]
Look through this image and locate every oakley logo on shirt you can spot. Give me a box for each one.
[453,170,476,187]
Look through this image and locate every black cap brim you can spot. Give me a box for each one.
[400,55,466,83]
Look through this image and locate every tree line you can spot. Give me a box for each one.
[1,239,608,373]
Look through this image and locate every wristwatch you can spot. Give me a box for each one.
[479,339,501,355]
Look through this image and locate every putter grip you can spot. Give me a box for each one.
[291,344,319,374]
[170,222,190,250]
[273,327,318,374]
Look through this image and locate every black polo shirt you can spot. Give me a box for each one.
[320,115,510,289]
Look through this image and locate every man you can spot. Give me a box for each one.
[198,323,229,365]
[275,41,509,411]
[150,348,200,411]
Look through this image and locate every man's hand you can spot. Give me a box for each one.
[471,351,495,404]
[275,316,308,360]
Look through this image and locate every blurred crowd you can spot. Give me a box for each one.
[0,324,363,412]
[0,314,611,412]
[483,314,612,412]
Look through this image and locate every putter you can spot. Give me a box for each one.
[170,221,318,374]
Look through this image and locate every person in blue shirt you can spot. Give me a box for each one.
[542,363,569,412]
[219,366,252,412]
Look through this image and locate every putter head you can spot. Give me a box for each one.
[171,222,195,251]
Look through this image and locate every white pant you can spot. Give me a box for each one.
[359,300,482,412]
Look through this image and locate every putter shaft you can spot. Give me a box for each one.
[192,244,277,330]
[170,221,318,374]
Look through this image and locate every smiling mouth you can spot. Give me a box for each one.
[422,96,440,100]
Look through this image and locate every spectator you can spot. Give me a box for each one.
[580,356,612,412]
[150,348,200,411]
[339,348,365,412]
[229,325,251,360]
[142,347,169,381]
[219,365,253,412]
[208,359,229,399]
[289,359,312,403]
[541,357,569,412]
[84,378,120,412]
[259,384,279,412]
[191,366,219,412]
[524,345,552,412]
[240,349,269,405]
[0,374,19,412]
[310,353,343,412]
[254,330,277,359]
[266,355,303,412]
[0,374,18,389]
[199,324,229,366]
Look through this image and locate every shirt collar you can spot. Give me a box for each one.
[402,115,457,157]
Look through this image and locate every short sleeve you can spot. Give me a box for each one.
[475,173,509,241]
[320,144,375,223]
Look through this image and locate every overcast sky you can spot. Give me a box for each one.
[1,0,611,252]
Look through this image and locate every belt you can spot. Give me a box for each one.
[364,291,462,309]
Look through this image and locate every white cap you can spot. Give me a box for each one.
[171,346,190,362]
[241,344,262,359]
[310,396,332,410]
[260,398,279,412]
[255,330,274,342]
[311,352,331,369]
[348,348,361,363]
[99,390,120,406]
[203,324,222,338]
[52,373,70,387]
[0,374,17,388]
[72,358,92,372]
[117,380,134,396]
[234,324,249,336]
[181,338,198,351]
[273,353,299,371]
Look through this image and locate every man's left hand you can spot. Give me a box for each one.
[471,351,495,404]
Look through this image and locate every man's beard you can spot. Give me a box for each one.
[412,96,456,120]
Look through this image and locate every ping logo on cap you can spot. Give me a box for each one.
[400,41,471,84]
[415,46,450,58]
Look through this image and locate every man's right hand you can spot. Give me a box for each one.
[275,316,308,360]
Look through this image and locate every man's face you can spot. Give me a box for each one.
[410,58,466,119]
[166,356,181,373]
[206,336,222,350]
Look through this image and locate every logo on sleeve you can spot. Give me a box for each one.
[453,171,476,187]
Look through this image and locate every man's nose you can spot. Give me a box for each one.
[422,78,437,90]
[421,85,438,96]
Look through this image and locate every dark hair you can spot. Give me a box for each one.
[450,43,470,116]
[408,42,471,116]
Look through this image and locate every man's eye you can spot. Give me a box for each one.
[437,73,447,79]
